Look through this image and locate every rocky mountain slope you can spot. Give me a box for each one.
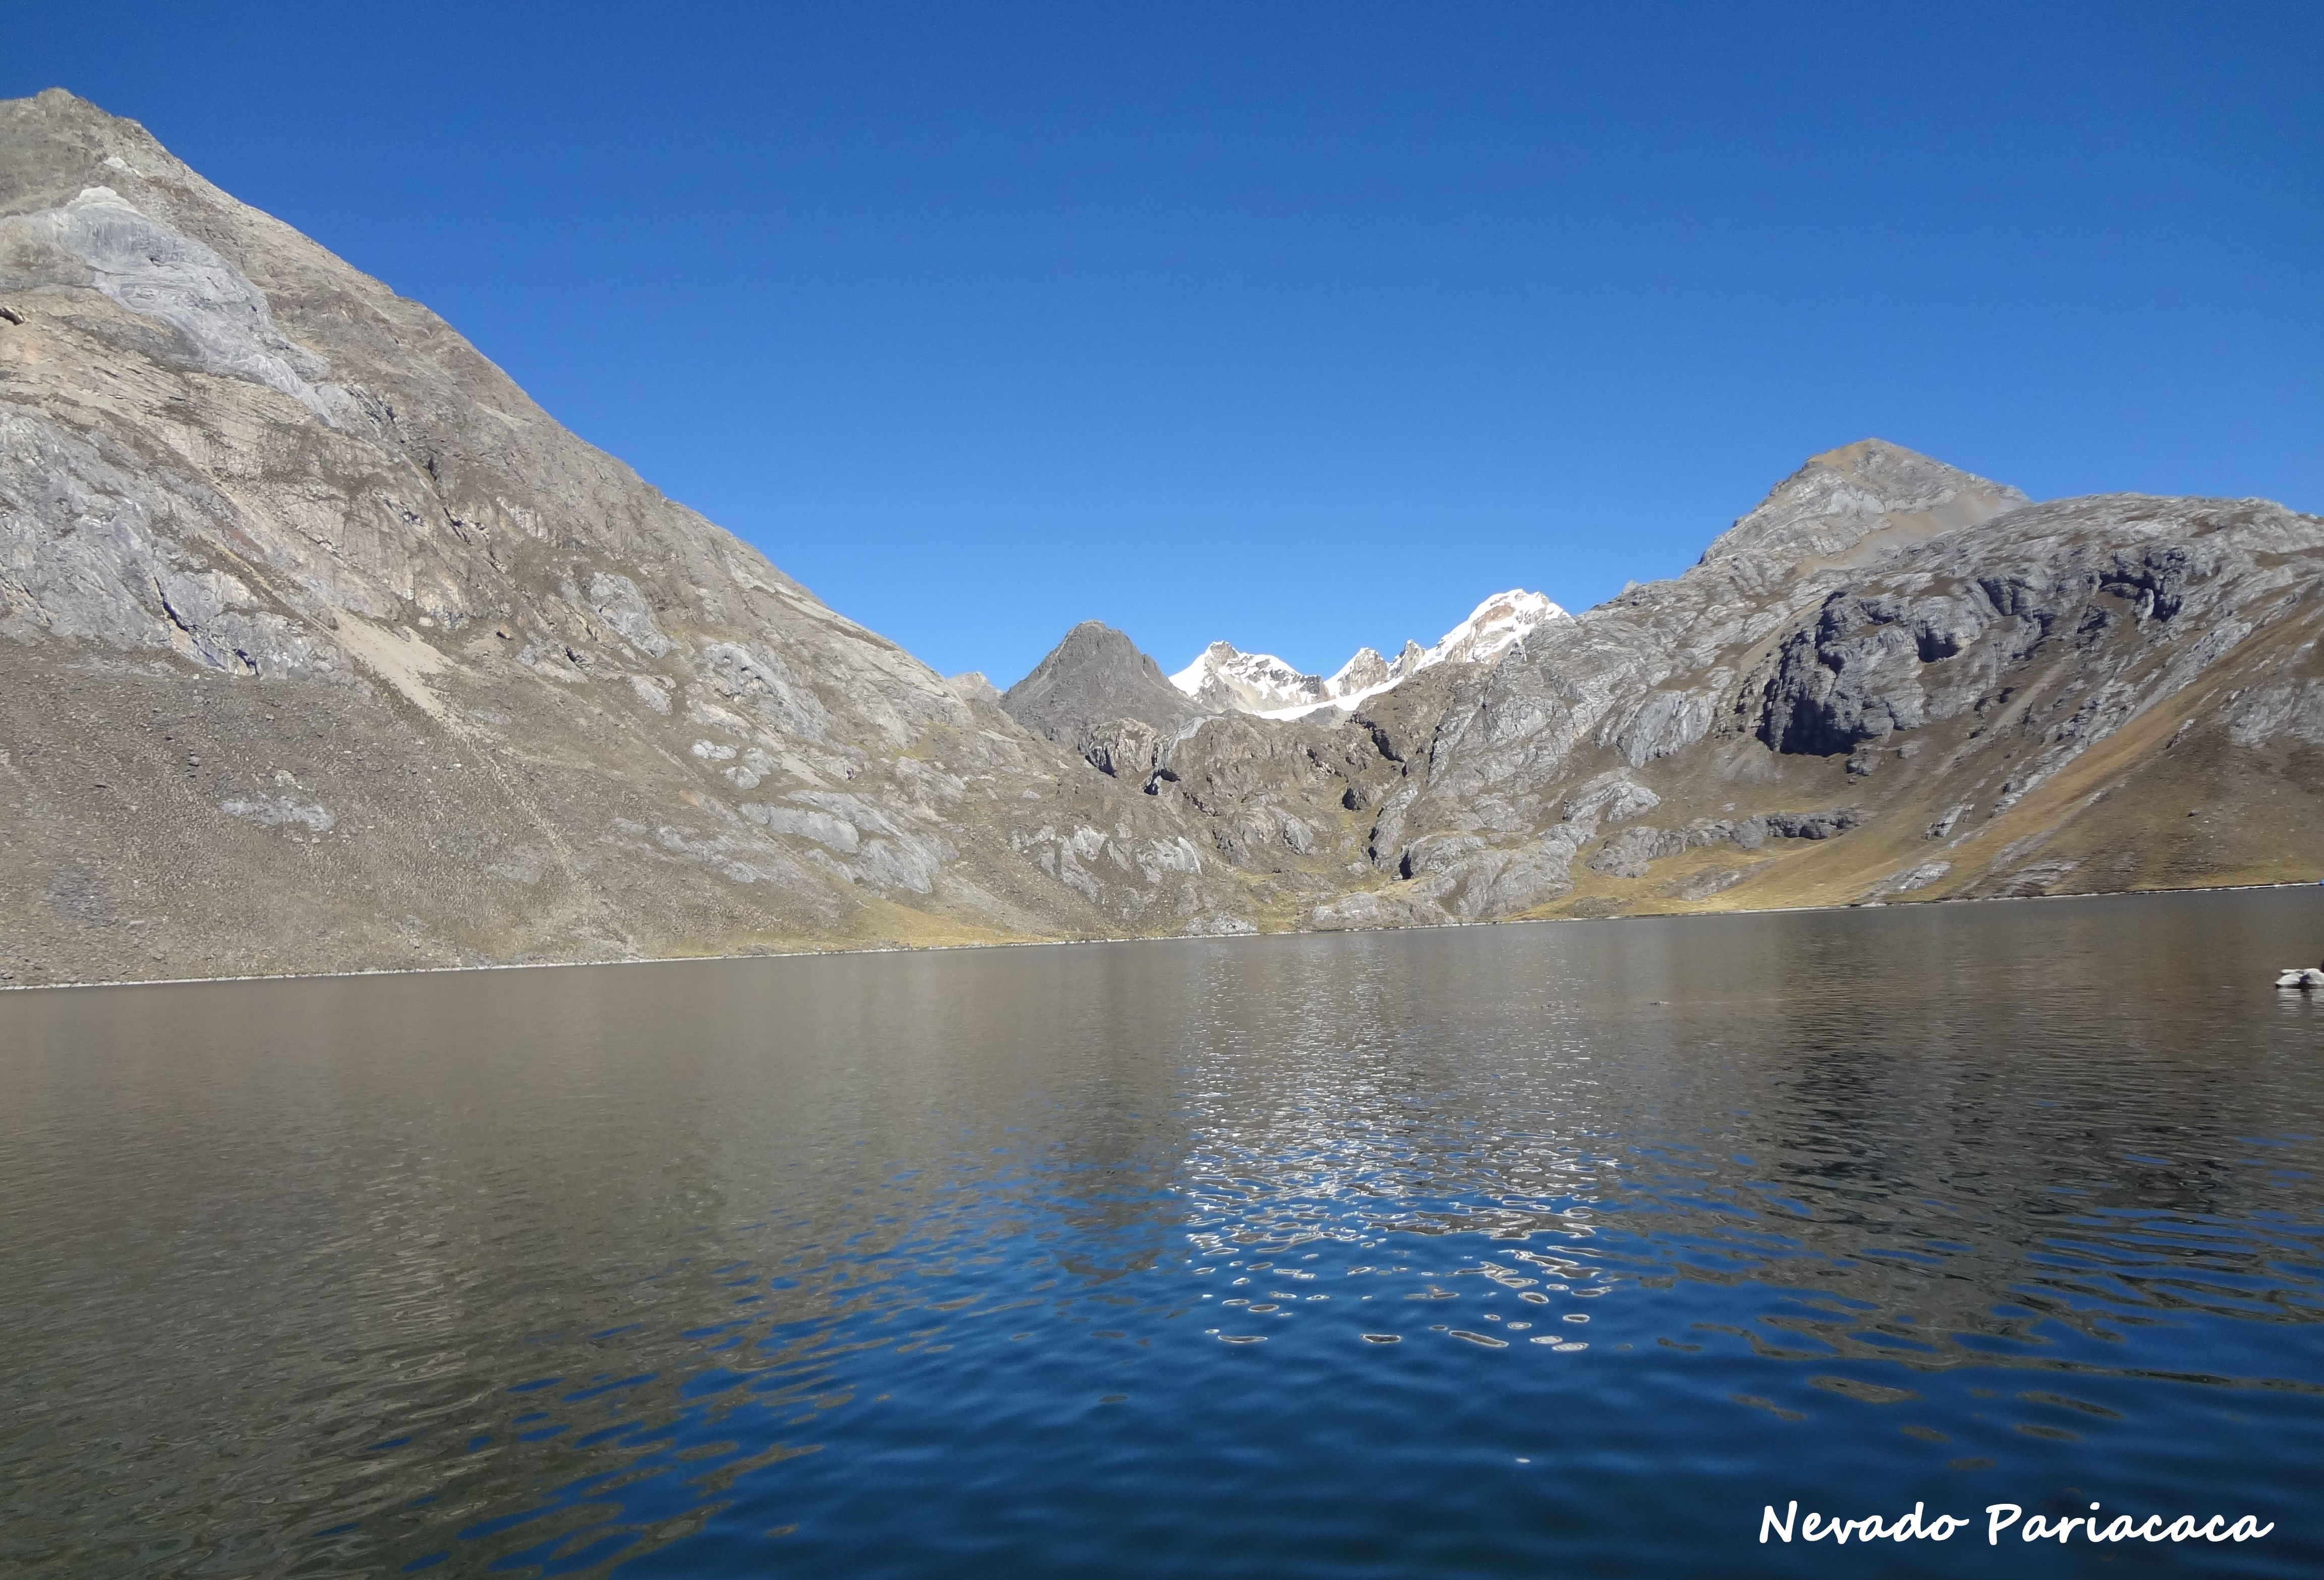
[0,91,1269,983]
[1019,440,2324,930]
[1332,447,2324,925]
[4,90,2319,986]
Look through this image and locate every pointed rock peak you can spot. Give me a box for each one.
[1702,439,2029,572]
[1171,642,1327,713]
[29,87,101,112]
[945,670,1002,706]
[1419,589,1571,669]
[1002,621,1206,745]
[1022,621,1175,692]
[1329,647,1392,693]
[1807,436,1931,471]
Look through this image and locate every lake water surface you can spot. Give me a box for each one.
[5,890,2323,1577]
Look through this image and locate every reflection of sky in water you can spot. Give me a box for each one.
[2,889,2320,1577]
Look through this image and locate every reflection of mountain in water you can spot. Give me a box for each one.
[2,889,2319,1572]
[1169,901,2322,1377]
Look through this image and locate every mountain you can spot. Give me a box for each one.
[1307,442,2324,926]
[1170,643,1330,716]
[0,90,1270,980]
[1702,438,2029,574]
[1021,438,2323,930]
[1401,588,1572,670]
[1001,621,1205,742]
[1170,589,1570,718]
[4,91,2319,986]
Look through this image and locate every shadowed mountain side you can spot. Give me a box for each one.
[1000,620,1210,746]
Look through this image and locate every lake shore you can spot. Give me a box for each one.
[10,877,2320,994]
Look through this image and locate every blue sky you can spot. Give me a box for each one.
[13,3,2321,685]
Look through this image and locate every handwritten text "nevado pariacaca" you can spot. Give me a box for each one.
[1760,1500,2275,1546]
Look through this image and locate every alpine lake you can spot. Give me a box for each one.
[4,887,2321,1578]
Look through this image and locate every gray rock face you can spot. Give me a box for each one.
[1339,473,2324,921]
[1740,495,2324,807]
[0,404,351,676]
[1334,648,1391,693]
[1584,807,1869,878]
[219,795,335,833]
[3,184,350,423]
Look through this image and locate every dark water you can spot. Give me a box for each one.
[5,890,2323,1578]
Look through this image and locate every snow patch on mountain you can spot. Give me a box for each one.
[1424,589,1567,668]
[1168,642,1328,714]
[1173,590,1569,720]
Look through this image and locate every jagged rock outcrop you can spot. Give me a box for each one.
[4,92,2319,986]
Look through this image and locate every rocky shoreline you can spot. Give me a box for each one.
[11,878,2319,993]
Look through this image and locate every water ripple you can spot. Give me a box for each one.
[2,889,2320,1577]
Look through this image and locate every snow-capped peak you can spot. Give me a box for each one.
[1172,589,1570,721]
[1417,589,1566,669]
[1169,642,1330,714]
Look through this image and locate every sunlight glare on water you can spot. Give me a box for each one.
[2,888,2321,1577]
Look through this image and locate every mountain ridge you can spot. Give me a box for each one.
[4,90,2320,987]
[1169,589,1570,720]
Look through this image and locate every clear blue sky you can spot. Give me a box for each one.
[13,3,2321,685]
